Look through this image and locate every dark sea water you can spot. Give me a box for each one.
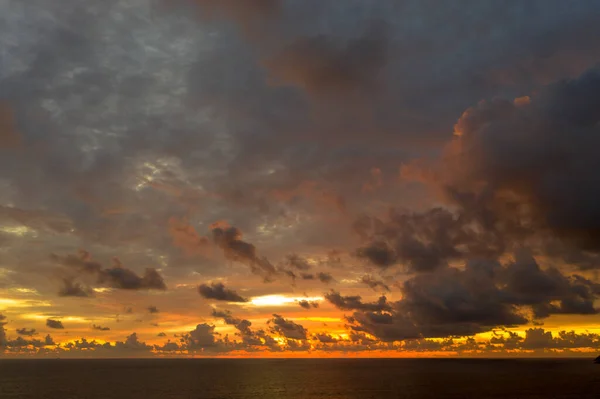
[1,358,599,399]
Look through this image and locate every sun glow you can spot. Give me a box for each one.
[249,295,323,307]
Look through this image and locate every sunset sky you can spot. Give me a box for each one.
[2,0,600,358]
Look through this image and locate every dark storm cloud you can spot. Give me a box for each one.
[396,66,600,268]
[211,225,277,281]
[268,314,308,340]
[16,328,36,336]
[325,291,391,312]
[92,325,110,331]
[500,251,600,318]
[198,282,248,302]
[347,254,600,342]
[58,278,93,297]
[52,252,167,290]
[354,208,502,272]
[1,0,599,283]
[46,319,64,329]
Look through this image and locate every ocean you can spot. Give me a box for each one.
[0,358,598,398]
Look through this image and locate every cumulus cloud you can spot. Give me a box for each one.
[198,282,248,302]
[345,253,600,342]
[354,208,500,271]
[268,314,308,340]
[325,291,390,312]
[211,225,277,281]
[297,299,319,309]
[52,251,167,291]
[16,328,36,336]
[211,309,278,349]
[46,319,64,329]
[185,323,220,351]
[360,275,390,292]
[3,0,600,358]
[92,325,110,331]
[58,278,94,298]
[4,334,55,349]
[114,333,152,352]
[283,254,312,271]
[397,67,600,269]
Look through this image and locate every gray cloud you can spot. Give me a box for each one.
[360,275,390,292]
[92,325,110,331]
[184,324,220,351]
[316,272,334,284]
[46,319,64,329]
[297,299,319,309]
[211,226,277,281]
[268,314,308,340]
[53,252,167,291]
[325,291,390,312]
[16,328,36,336]
[283,254,311,271]
[58,278,93,298]
[264,21,388,98]
[2,0,600,356]
[399,66,600,268]
[347,254,600,342]
[211,309,278,348]
[198,282,248,302]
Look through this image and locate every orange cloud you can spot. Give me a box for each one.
[0,103,21,148]
[168,217,210,257]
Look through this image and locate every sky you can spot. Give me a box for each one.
[2,0,600,358]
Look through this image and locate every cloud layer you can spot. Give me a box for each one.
[1,0,600,357]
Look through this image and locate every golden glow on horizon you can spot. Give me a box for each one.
[19,314,89,323]
[92,288,113,293]
[249,295,323,307]
[0,298,52,309]
[12,288,39,294]
[0,225,36,237]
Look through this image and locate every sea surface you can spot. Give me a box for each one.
[0,358,598,399]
